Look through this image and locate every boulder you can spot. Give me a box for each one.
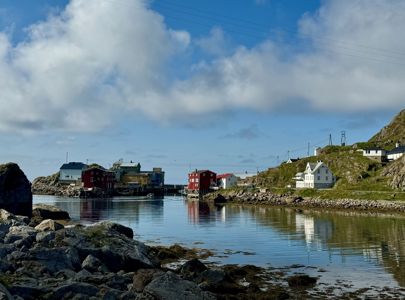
[197,269,244,294]
[24,247,81,273]
[213,194,227,205]
[4,225,37,246]
[0,283,13,300]
[0,163,32,217]
[143,271,216,300]
[49,282,99,300]
[35,219,64,232]
[287,274,317,288]
[58,226,159,272]
[36,231,56,244]
[32,204,70,221]
[132,269,164,292]
[179,259,208,280]
[87,221,133,239]
[81,254,103,273]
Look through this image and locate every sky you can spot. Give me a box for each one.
[0,0,404,184]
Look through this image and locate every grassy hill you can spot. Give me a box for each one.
[250,109,405,201]
[256,146,382,188]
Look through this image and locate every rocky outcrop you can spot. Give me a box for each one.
[31,173,81,197]
[0,163,32,217]
[32,204,71,223]
[369,109,405,148]
[382,155,405,191]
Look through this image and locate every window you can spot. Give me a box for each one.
[326,176,329,181]
[317,170,320,174]
[317,176,320,180]
[326,169,329,174]
[196,178,199,183]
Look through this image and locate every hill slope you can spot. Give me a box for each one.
[369,109,405,148]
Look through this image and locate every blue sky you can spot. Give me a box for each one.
[0,0,403,183]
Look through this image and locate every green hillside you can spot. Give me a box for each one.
[256,145,384,190]
[251,109,405,200]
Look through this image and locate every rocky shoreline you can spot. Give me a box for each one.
[1,204,404,299]
[0,204,319,300]
[204,190,405,213]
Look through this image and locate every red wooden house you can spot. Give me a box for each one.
[82,167,115,194]
[187,170,217,194]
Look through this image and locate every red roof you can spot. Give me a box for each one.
[217,173,233,179]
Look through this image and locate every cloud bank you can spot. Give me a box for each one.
[0,0,404,132]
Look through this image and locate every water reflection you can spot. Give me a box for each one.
[186,200,226,224]
[33,195,405,288]
[230,205,405,287]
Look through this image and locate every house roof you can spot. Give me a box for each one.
[60,162,87,170]
[217,173,234,179]
[388,146,405,155]
[190,170,216,175]
[306,161,326,174]
[363,148,385,151]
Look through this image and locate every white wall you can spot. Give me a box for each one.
[388,153,404,161]
[60,169,83,181]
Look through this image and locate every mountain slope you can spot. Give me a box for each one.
[369,109,405,148]
[382,154,405,191]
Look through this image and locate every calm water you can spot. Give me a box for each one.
[33,195,405,290]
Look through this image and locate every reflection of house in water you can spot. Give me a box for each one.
[295,214,333,248]
[187,200,226,224]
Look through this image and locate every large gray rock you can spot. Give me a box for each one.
[4,225,37,246]
[21,247,81,273]
[49,282,99,300]
[0,283,13,300]
[54,226,159,273]
[87,221,134,239]
[35,219,64,232]
[132,269,164,292]
[0,163,32,217]
[143,271,216,300]
[81,254,103,273]
[32,204,70,221]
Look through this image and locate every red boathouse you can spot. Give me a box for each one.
[82,167,115,194]
[188,170,217,195]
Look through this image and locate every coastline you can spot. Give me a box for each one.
[204,190,405,213]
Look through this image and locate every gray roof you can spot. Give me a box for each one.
[388,146,405,155]
[60,162,87,170]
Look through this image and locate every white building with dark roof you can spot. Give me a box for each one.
[362,148,387,162]
[387,143,405,161]
[59,162,88,182]
[295,161,335,189]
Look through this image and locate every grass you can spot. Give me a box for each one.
[252,145,405,201]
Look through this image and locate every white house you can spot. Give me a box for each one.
[59,162,88,183]
[387,143,405,161]
[362,148,387,162]
[295,161,335,189]
[217,173,238,189]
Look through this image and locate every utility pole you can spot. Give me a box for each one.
[341,131,346,146]
[307,142,310,157]
[66,152,69,163]
[329,134,333,146]
[287,150,290,160]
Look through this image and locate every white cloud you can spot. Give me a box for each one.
[195,27,229,57]
[0,0,404,133]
